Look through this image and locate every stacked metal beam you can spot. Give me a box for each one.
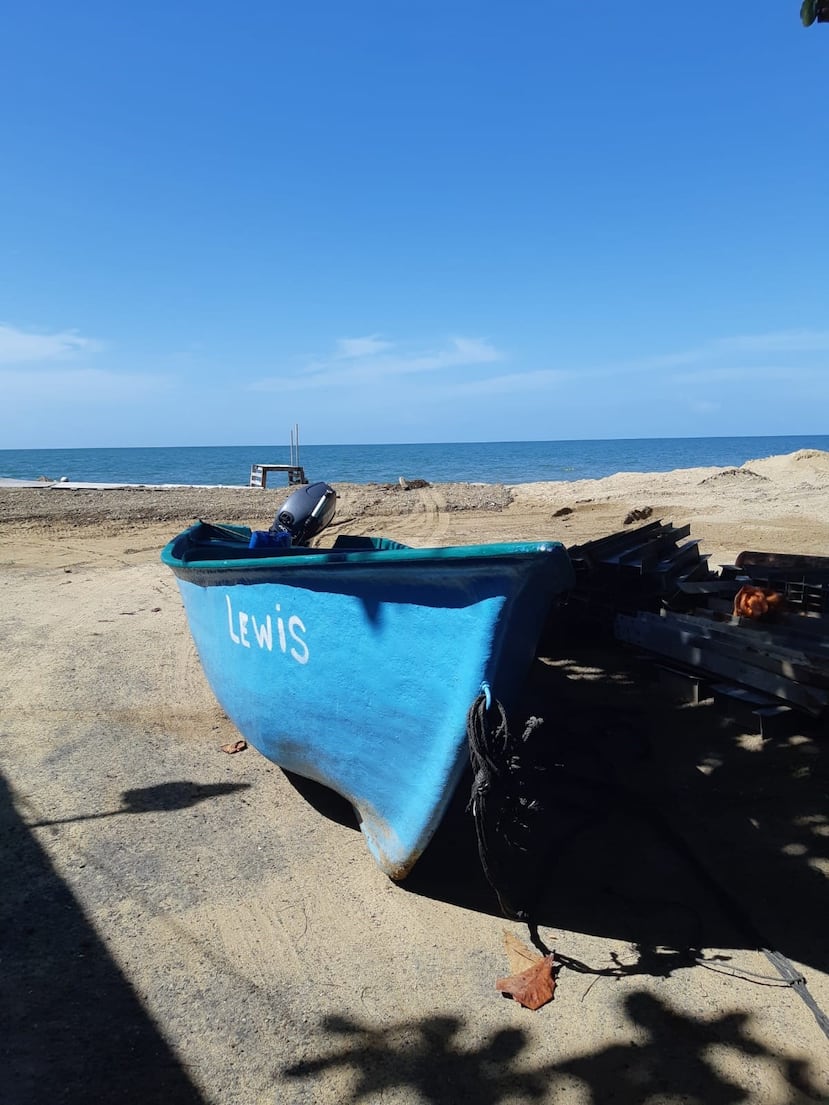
[615,551,829,724]
[564,520,715,632]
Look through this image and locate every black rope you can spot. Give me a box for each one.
[466,691,545,921]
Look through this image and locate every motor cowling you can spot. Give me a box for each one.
[271,481,337,545]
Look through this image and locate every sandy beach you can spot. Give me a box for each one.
[2,451,828,1104]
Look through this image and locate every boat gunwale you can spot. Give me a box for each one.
[161,524,566,577]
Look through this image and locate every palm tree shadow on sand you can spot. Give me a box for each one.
[282,995,821,1105]
[404,639,829,981]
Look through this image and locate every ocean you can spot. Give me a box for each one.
[1,435,828,488]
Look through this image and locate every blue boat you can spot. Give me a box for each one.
[161,521,573,878]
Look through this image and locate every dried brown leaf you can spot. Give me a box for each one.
[221,740,248,754]
[503,931,543,975]
[496,955,556,1010]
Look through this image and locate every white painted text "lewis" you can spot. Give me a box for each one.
[225,595,309,664]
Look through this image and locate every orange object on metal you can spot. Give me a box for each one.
[732,585,784,619]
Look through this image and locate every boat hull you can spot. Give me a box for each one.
[163,527,573,877]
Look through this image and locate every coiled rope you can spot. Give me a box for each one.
[466,687,544,922]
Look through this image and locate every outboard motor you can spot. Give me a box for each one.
[271,481,337,545]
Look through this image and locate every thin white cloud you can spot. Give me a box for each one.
[716,329,829,354]
[435,368,570,397]
[558,329,829,391]
[247,326,827,413]
[383,337,501,376]
[442,337,501,364]
[0,322,102,363]
[686,398,722,414]
[335,335,394,358]
[0,367,173,402]
[669,364,825,385]
[625,328,829,375]
[250,335,504,392]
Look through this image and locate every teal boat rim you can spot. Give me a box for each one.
[161,522,566,574]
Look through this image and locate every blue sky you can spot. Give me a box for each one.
[1,3,827,448]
